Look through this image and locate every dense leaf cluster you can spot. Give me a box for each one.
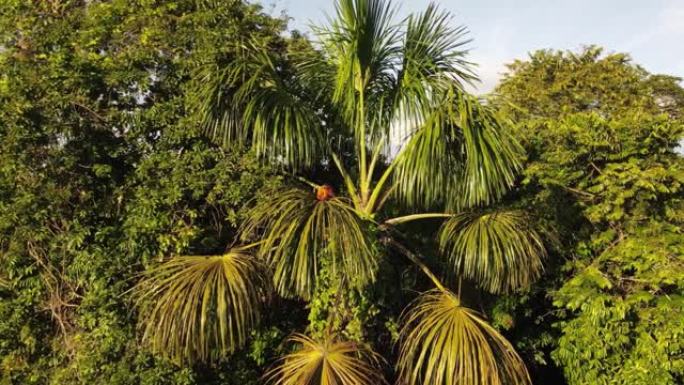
[494,47,684,385]
[0,1,290,384]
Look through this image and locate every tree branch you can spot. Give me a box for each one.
[381,237,447,292]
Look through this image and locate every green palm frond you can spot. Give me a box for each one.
[265,333,385,385]
[324,0,400,113]
[193,42,324,169]
[239,48,324,169]
[0,261,7,288]
[242,188,378,299]
[394,92,522,210]
[392,3,475,125]
[397,290,531,385]
[402,3,475,85]
[135,251,267,364]
[191,55,245,149]
[438,210,545,293]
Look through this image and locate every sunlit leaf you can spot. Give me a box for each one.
[242,188,378,299]
[135,251,267,364]
[391,3,475,126]
[395,92,522,210]
[321,0,400,127]
[192,42,324,170]
[439,210,545,293]
[397,289,531,385]
[265,333,385,385]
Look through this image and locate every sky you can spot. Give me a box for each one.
[266,0,684,93]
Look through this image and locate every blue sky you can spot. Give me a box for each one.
[266,0,684,93]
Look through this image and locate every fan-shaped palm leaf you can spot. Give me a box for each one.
[135,251,267,364]
[242,188,377,299]
[394,92,521,210]
[397,290,531,385]
[265,333,385,385]
[438,210,545,293]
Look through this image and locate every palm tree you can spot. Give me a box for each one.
[136,0,546,384]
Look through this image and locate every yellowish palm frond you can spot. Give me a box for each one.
[242,188,377,299]
[0,264,8,288]
[397,289,531,385]
[265,333,385,385]
[439,210,546,293]
[135,251,267,364]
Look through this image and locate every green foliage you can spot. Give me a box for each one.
[219,1,547,383]
[496,46,667,119]
[394,92,522,210]
[305,261,381,343]
[138,0,543,382]
[494,46,684,385]
[199,0,524,214]
[197,41,324,169]
[0,1,288,384]
[552,222,684,385]
[241,188,379,299]
[12,1,683,385]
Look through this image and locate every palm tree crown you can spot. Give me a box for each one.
[136,1,546,384]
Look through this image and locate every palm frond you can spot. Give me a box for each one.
[242,188,378,299]
[135,251,267,364]
[391,3,476,126]
[316,0,400,136]
[438,210,545,293]
[192,42,324,169]
[397,290,531,385]
[394,92,522,210]
[191,58,245,147]
[327,0,400,96]
[265,333,385,385]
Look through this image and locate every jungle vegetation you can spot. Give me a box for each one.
[0,1,681,385]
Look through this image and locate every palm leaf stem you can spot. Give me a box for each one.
[382,237,446,291]
[374,182,397,212]
[331,152,361,208]
[384,213,455,226]
[364,154,399,214]
[365,139,385,194]
[358,89,369,203]
[232,240,266,251]
[295,176,320,189]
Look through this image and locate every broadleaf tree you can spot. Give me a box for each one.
[0,1,291,384]
[492,47,684,385]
